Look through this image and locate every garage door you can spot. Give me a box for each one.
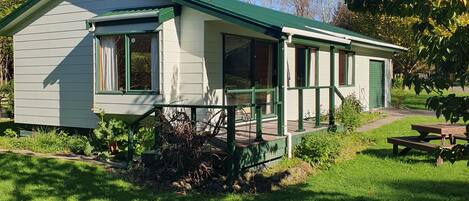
[369,60,385,109]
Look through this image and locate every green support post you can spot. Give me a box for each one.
[277,39,285,136]
[251,87,256,119]
[191,107,197,128]
[315,47,321,128]
[154,107,163,150]
[255,105,263,141]
[127,126,134,164]
[315,88,321,128]
[296,88,305,132]
[329,46,337,131]
[226,106,237,183]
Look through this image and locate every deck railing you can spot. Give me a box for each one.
[287,86,345,132]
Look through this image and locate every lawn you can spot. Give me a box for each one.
[392,89,469,110]
[0,116,468,201]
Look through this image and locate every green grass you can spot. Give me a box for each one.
[392,89,469,110]
[1,116,468,200]
[359,112,386,125]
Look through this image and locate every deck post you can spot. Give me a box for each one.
[255,105,263,141]
[127,126,134,164]
[328,46,337,131]
[297,88,305,132]
[226,106,237,183]
[277,39,286,136]
[154,107,163,150]
[190,107,197,128]
[315,48,321,128]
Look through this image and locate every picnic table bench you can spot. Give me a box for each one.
[387,124,467,166]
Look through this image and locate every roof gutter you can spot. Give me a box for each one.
[86,11,159,23]
[305,26,408,51]
[282,27,351,45]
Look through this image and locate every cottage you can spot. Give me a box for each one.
[0,0,404,168]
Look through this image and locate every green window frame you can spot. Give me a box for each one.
[95,32,159,95]
[338,50,355,86]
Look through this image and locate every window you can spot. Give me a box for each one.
[97,33,159,93]
[295,47,317,87]
[338,50,354,86]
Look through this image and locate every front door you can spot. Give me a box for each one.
[223,34,277,119]
[369,60,385,109]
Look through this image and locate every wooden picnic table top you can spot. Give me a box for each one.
[411,124,467,135]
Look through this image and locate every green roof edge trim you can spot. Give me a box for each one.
[0,0,40,35]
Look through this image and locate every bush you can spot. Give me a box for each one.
[336,95,362,134]
[295,133,342,169]
[68,135,93,156]
[133,127,155,156]
[93,112,128,155]
[391,87,406,108]
[3,128,17,138]
[0,82,14,118]
[0,127,93,155]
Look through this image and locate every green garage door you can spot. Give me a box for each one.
[369,60,385,108]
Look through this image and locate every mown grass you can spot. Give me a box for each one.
[392,89,469,110]
[1,116,468,201]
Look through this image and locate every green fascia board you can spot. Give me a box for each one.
[159,6,181,24]
[98,7,161,17]
[172,0,282,38]
[176,0,387,45]
[0,0,44,36]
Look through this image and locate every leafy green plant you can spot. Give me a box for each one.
[336,95,362,134]
[93,112,128,155]
[295,133,342,169]
[391,87,406,108]
[68,135,93,156]
[133,127,155,156]
[3,128,16,138]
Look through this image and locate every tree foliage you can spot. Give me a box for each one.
[0,0,25,84]
[332,5,428,77]
[347,0,469,123]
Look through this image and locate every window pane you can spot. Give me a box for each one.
[296,48,307,87]
[130,34,155,91]
[338,50,346,86]
[224,35,252,90]
[99,35,125,91]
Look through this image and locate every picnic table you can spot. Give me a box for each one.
[388,124,467,166]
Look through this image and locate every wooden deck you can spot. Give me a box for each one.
[214,119,328,148]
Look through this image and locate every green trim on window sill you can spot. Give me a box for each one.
[96,91,159,95]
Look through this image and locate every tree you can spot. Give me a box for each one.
[346,0,469,163]
[332,4,428,77]
[0,0,25,84]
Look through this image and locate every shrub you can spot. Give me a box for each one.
[29,128,70,153]
[0,82,14,118]
[133,127,155,156]
[93,112,128,155]
[392,76,404,89]
[336,95,362,134]
[3,128,17,138]
[68,135,93,156]
[391,87,406,108]
[295,133,342,169]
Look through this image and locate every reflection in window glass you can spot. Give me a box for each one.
[130,34,157,91]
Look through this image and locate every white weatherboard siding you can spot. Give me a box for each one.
[14,0,172,128]
[13,0,393,129]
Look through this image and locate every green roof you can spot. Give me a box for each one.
[0,0,404,50]
[96,7,160,17]
[176,0,386,44]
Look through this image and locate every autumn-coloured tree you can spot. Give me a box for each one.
[332,4,428,77]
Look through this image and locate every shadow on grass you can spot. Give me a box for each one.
[254,183,380,201]
[383,179,469,201]
[360,148,437,164]
[0,153,174,201]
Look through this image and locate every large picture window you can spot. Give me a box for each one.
[97,33,159,93]
[338,50,355,86]
[295,47,317,87]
